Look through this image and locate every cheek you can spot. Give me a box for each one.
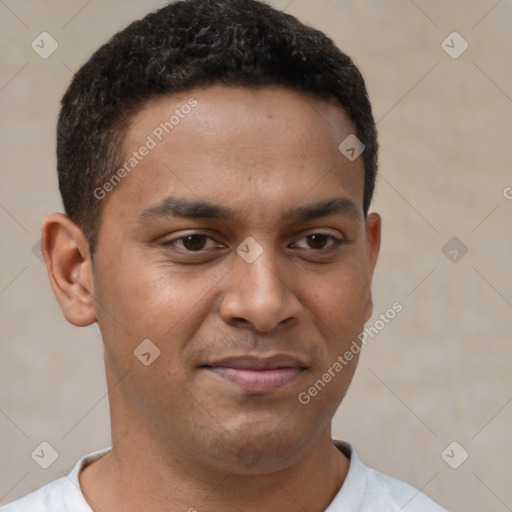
[94,259,225,370]
[310,261,371,332]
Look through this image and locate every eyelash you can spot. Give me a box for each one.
[163,232,344,252]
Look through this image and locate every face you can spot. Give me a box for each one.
[89,85,380,473]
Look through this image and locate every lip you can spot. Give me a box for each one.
[200,354,307,392]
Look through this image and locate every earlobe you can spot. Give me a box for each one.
[364,296,374,323]
[365,212,381,280]
[363,212,381,322]
[42,213,97,327]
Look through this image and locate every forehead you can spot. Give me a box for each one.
[128,84,354,146]
[106,85,365,222]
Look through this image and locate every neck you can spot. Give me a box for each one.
[80,422,349,512]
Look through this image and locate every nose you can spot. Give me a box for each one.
[219,246,303,332]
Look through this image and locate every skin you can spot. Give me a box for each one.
[43,85,381,512]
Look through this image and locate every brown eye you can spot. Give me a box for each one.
[306,234,331,249]
[293,233,342,250]
[162,232,226,254]
[180,235,208,251]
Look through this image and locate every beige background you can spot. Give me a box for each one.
[1,1,511,510]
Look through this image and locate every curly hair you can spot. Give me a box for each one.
[57,0,378,253]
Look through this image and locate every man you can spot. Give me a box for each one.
[2,0,447,510]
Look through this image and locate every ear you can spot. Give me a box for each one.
[41,213,97,327]
[363,212,381,322]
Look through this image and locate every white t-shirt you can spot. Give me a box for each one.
[1,441,447,511]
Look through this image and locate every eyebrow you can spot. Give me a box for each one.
[139,196,360,222]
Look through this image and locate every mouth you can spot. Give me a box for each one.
[200,354,308,393]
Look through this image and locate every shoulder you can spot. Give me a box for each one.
[0,448,111,512]
[364,467,447,511]
[0,477,68,512]
[331,441,448,512]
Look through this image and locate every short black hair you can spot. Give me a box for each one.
[57,0,378,254]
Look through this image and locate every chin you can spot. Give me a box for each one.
[197,422,314,475]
